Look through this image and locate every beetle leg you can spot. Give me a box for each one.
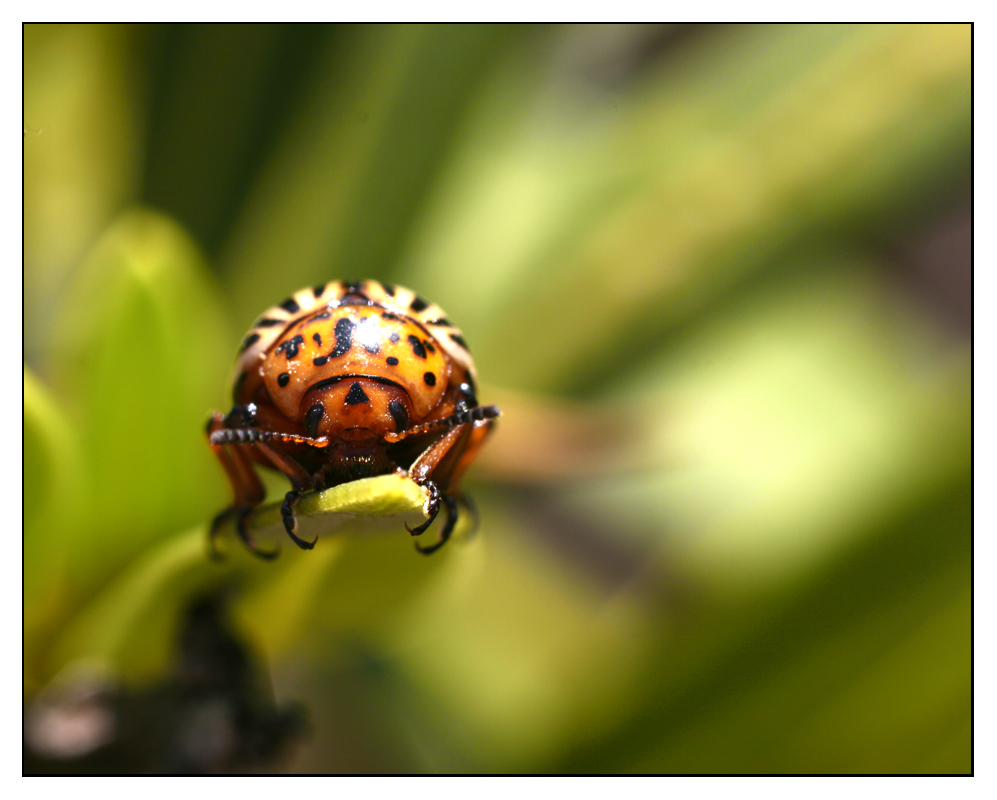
[208,507,235,560]
[280,489,316,550]
[402,412,497,553]
[405,481,441,536]
[438,416,497,495]
[414,493,458,555]
[407,423,471,484]
[206,412,273,559]
[255,441,312,488]
[209,505,279,561]
[310,461,334,492]
[399,422,475,550]
[252,441,319,550]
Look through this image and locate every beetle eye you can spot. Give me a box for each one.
[459,382,477,406]
[226,403,257,428]
[305,403,324,438]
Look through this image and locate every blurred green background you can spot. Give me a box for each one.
[24,23,971,774]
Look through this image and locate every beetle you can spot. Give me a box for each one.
[206,279,499,558]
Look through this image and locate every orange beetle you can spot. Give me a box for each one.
[206,280,499,558]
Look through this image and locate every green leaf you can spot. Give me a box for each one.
[49,526,225,683]
[245,472,429,533]
[24,367,87,691]
[24,24,143,367]
[49,208,231,588]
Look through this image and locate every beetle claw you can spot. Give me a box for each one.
[414,494,458,555]
[406,482,441,536]
[282,490,318,549]
[208,509,230,561]
[209,506,279,561]
[236,506,280,560]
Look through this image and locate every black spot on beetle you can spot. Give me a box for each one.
[379,281,396,296]
[408,335,427,359]
[344,382,370,405]
[409,295,429,312]
[342,280,362,294]
[308,311,332,323]
[424,340,436,354]
[427,317,450,327]
[255,317,284,328]
[240,332,261,352]
[312,332,322,347]
[329,318,355,358]
[389,331,401,343]
[278,372,290,387]
[386,356,399,366]
[305,403,324,437]
[312,283,327,299]
[423,371,436,386]
[381,311,402,322]
[313,356,328,367]
[388,399,409,432]
[280,297,300,314]
[449,333,471,352]
[278,334,305,359]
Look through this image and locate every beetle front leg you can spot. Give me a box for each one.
[402,423,474,553]
[280,489,316,550]
[254,441,318,550]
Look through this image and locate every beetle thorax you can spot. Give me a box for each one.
[259,304,451,439]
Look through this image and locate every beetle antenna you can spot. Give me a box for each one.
[384,405,500,443]
[209,428,330,447]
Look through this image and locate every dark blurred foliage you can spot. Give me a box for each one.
[25,593,305,774]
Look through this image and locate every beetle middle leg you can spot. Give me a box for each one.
[205,413,276,560]
[209,505,279,561]
[405,481,441,536]
[414,493,458,555]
